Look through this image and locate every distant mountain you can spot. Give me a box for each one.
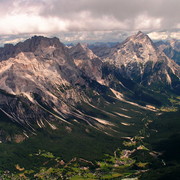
[99,31,180,91]
[69,43,98,60]
[88,42,119,57]
[89,42,119,48]
[155,39,180,65]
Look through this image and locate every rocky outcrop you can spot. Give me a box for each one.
[102,31,180,88]
[0,36,90,133]
[69,43,97,60]
[155,40,180,65]
[0,33,179,137]
[70,43,103,83]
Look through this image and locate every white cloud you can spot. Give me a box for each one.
[0,0,179,35]
[148,31,180,40]
[0,8,129,35]
[68,14,129,31]
[170,32,180,39]
[56,31,132,43]
[134,14,162,30]
[0,0,179,43]
[0,14,69,35]
[3,38,26,44]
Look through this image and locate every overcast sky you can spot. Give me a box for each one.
[0,0,179,44]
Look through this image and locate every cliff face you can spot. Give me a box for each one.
[0,33,179,141]
[69,43,103,83]
[0,36,87,135]
[101,31,180,87]
[155,39,180,65]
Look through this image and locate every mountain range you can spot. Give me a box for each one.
[0,31,180,179]
[0,31,179,139]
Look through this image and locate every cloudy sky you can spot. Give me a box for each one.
[0,0,179,45]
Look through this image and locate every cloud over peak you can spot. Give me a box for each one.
[0,0,179,43]
[0,0,179,34]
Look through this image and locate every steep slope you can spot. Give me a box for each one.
[0,36,92,136]
[0,33,179,143]
[69,43,103,83]
[69,43,98,60]
[70,41,173,110]
[0,34,179,178]
[0,36,138,140]
[102,31,180,91]
[155,39,180,65]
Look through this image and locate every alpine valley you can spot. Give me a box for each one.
[0,31,180,180]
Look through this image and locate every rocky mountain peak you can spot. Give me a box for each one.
[129,31,154,46]
[102,31,180,86]
[0,33,179,142]
[136,30,146,37]
[69,43,97,60]
[76,42,87,49]
[16,36,63,53]
[105,31,158,66]
[0,36,66,61]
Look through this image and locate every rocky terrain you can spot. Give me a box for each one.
[0,32,179,139]
[95,31,180,89]
[155,39,180,65]
[0,31,179,179]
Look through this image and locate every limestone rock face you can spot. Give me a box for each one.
[155,39,180,65]
[0,36,85,97]
[102,31,180,87]
[69,43,98,60]
[70,43,103,83]
[0,33,179,136]
[0,36,88,131]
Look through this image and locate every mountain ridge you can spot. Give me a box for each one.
[0,32,180,179]
[0,32,179,141]
[98,31,180,90]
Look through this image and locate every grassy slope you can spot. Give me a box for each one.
[0,94,154,172]
[0,86,179,179]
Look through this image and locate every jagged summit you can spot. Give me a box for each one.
[15,35,67,56]
[76,42,87,49]
[135,31,148,39]
[102,31,180,86]
[69,42,102,82]
[105,31,158,65]
[136,30,146,37]
[69,42,97,60]
[136,30,144,35]
[129,31,148,41]
[0,36,66,61]
[127,31,154,47]
[16,36,62,50]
